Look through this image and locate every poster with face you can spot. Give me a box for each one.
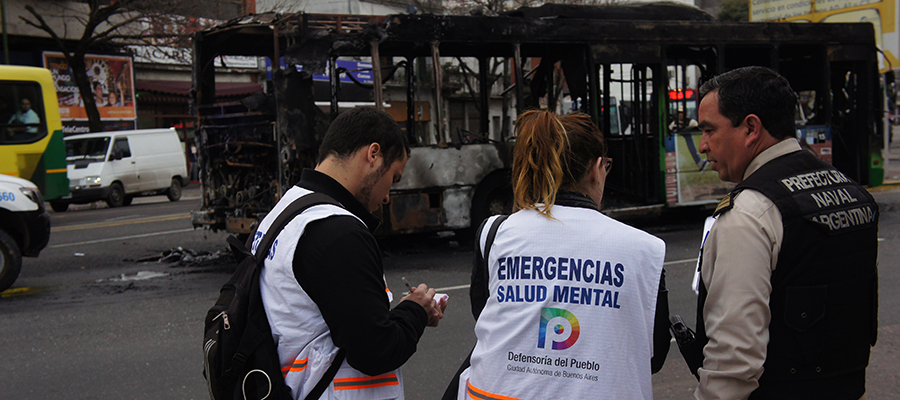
[42,52,137,122]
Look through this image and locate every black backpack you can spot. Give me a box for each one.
[203,192,346,400]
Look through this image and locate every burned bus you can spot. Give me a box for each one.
[189,3,884,236]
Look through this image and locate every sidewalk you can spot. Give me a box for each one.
[884,124,900,186]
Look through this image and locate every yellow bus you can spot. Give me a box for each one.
[0,65,68,200]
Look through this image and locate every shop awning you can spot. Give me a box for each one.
[135,80,264,97]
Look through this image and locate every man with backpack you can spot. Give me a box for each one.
[254,107,446,399]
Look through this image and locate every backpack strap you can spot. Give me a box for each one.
[306,350,346,400]
[243,192,345,400]
[253,192,337,262]
[481,215,508,285]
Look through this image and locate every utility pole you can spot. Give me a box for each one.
[2,0,9,64]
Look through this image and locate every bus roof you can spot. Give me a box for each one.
[195,11,877,60]
[0,65,54,83]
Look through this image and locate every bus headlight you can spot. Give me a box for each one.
[19,186,43,205]
[80,176,102,187]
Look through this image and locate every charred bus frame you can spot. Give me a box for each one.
[190,9,882,235]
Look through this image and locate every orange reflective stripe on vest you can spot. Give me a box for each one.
[333,373,399,390]
[282,357,308,377]
[466,381,525,400]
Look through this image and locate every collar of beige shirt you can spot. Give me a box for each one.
[742,138,803,182]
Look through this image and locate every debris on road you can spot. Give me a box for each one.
[112,271,169,282]
[129,246,233,267]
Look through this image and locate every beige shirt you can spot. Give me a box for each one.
[694,138,802,400]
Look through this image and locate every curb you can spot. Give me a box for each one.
[869,180,900,192]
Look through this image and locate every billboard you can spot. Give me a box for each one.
[42,52,137,132]
[750,0,898,72]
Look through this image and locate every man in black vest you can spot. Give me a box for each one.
[692,66,879,399]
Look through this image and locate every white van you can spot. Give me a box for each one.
[52,128,188,211]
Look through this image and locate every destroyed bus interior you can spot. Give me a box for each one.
[190,4,882,237]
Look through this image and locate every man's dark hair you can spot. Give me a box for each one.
[317,107,410,166]
[699,66,798,140]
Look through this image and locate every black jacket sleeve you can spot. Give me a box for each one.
[651,267,671,373]
[293,216,428,376]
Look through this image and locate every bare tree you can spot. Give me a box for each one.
[19,0,231,132]
[446,0,623,16]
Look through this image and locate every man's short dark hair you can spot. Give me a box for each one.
[699,66,798,140]
[317,107,410,166]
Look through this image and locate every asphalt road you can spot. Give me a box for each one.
[1,185,898,399]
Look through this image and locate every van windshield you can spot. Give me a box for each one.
[66,137,110,164]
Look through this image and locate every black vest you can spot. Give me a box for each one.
[696,150,879,400]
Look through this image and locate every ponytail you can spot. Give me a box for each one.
[511,110,569,216]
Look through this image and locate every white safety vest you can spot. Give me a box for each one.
[255,186,404,400]
[459,206,665,400]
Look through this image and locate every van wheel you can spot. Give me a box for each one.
[0,230,22,293]
[167,179,182,202]
[123,196,134,206]
[50,201,69,212]
[106,183,125,208]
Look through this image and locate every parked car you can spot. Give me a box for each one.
[51,128,188,211]
[0,174,50,292]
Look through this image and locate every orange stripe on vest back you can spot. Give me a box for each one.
[466,381,526,400]
[333,373,397,384]
[333,373,398,390]
[334,381,399,390]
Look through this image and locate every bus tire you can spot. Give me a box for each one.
[470,170,513,232]
[0,229,22,293]
[106,183,125,208]
[167,179,182,202]
[50,201,68,212]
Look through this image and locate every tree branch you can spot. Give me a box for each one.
[86,13,148,46]
[21,6,72,56]
[455,57,483,116]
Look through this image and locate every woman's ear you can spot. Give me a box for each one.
[590,156,604,184]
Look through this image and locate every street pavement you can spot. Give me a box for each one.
[885,125,900,185]
[14,129,896,399]
[864,125,900,399]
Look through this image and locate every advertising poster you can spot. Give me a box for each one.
[265,58,374,84]
[42,52,137,133]
[664,132,734,205]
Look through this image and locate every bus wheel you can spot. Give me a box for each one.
[106,183,125,208]
[167,179,182,202]
[0,230,22,293]
[470,171,513,232]
[50,201,68,212]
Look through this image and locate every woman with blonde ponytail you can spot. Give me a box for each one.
[445,110,671,400]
